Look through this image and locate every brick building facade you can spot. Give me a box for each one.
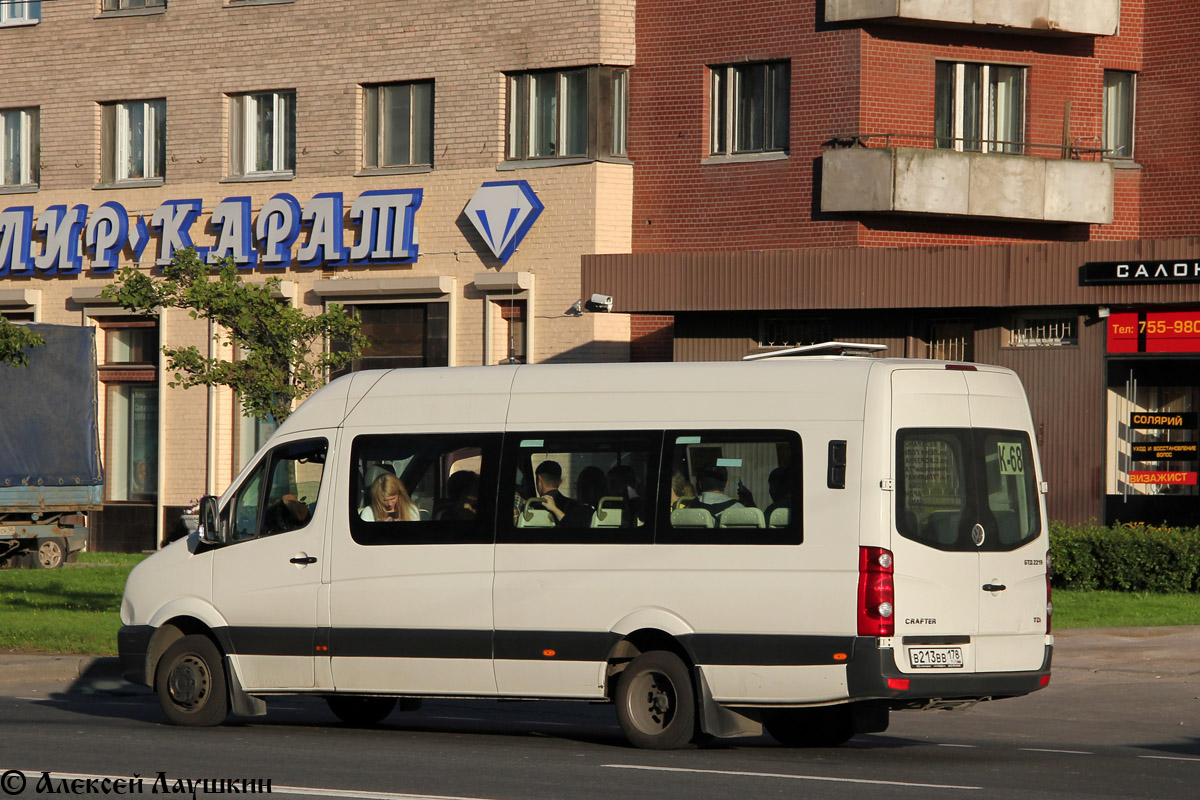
[584,1,1200,526]
[0,0,636,550]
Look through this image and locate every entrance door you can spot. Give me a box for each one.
[212,436,331,691]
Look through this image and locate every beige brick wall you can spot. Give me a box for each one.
[0,0,636,539]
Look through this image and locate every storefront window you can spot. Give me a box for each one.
[101,321,159,503]
[107,384,159,502]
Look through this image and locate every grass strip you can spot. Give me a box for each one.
[0,563,136,654]
[1052,589,1200,629]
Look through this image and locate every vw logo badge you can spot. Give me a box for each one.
[971,523,986,547]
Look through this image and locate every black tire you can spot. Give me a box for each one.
[614,651,697,750]
[325,695,397,726]
[155,634,229,727]
[764,706,855,748]
[28,538,66,569]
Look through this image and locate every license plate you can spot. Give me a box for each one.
[909,647,964,669]
[0,526,14,538]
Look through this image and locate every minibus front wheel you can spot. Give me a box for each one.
[614,651,697,749]
[154,634,229,727]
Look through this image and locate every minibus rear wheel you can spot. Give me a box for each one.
[155,634,229,727]
[614,651,697,749]
[325,696,397,726]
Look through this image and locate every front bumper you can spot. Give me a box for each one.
[847,642,1053,704]
[117,625,155,687]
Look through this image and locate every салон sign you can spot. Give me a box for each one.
[0,189,422,276]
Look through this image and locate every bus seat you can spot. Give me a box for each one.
[926,510,961,546]
[768,507,790,528]
[592,496,625,528]
[518,498,556,528]
[719,507,766,529]
[670,508,714,529]
[994,509,1020,545]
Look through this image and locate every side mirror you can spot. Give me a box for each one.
[197,495,225,546]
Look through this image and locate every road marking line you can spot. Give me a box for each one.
[1141,755,1200,763]
[1018,748,1093,755]
[601,764,981,790]
[1,770,499,800]
[938,744,978,748]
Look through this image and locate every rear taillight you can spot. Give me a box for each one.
[1045,553,1053,634]
[858,546,895,637]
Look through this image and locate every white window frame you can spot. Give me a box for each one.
[709,61,790,157]
[1,107,37,188]
[1102,70,1136,160]
[232,90,296,177]
[363,81,434,170]
[115,100,165,181]
[0,0,39,25]
[936,62,1026,155]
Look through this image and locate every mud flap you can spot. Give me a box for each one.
[225,656,267,717]
[694,667,762,738]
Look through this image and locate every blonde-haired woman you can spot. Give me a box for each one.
[361,472,419,521]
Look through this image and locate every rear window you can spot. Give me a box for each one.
[897,428,1040,552]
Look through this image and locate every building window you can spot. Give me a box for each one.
[925,320,973,362]
[758,317,832,348]
[100,322,159,503]
[935,62,1025,154]
[331,302,450,378]
[1103,70,1135,159]
[1007,313,1078,348]
[363,82,433,170]
[230,90,296,177]
[497,299,527,364]
[1,108,38,188]
[710,61,790,156]
[612,69,628,157]
[506,67,629,161]
[0,0,39,24]
[101,0,165,10]
[101,100,165,183]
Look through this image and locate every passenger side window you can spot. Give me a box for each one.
[349,433,499,545]
[227,438,328,542]
[501,432,659,543]
[659,430,802,545]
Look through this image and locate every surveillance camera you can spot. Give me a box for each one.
[588,293,613,312]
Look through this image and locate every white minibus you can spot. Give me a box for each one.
[118,346,1053,748]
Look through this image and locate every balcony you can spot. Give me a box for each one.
[825,0,1120,37]
[821,137,1114,225]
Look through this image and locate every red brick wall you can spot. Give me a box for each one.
[633,1,1170,251]
[1136,0,1200,238]
[629,314,675,362]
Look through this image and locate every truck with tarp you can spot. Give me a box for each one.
[0,323,103,568]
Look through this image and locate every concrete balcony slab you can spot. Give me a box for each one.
[821,146,1114,224]
[825,0,1120,36]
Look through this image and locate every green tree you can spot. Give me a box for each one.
[102,247,367,422]
[0,316,44,367]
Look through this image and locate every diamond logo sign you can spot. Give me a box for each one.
[464,180,544,265]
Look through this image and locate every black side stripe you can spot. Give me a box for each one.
[214,626,862,667]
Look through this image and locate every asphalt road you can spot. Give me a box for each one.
[1,627,1197,800]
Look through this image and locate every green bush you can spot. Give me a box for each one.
[1049,522,1200,593]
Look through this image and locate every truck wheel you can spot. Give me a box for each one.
[325,696,397,726]
[764,706,855,747]
[155,634,229,727]
[28,538,66,569]
[614,651,697,750]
